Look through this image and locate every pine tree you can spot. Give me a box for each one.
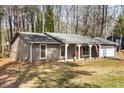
[114,16,124,36]
[45,6,54,32]
[36,7,42,33]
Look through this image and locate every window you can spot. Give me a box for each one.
[61,45,65,57]
[82,46,89,55]
[75,46,78,52]
[40,44,47,59]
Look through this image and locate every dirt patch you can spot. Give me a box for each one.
[0,58,124,88]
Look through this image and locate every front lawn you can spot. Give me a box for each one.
[0,58,124,88]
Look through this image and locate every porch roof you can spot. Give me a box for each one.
[45,32,117,45]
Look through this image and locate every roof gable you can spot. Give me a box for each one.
[12,32,60,44]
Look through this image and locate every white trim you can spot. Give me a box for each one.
[65,44,69,61]
[30,43,33,63]
[39,44,47,59]
[60,44,61,59]
[60,44,65,59]
[82,45,89,56]
[75,44,81,60]
[77,45,81,60]
[74,45,78,60]
[99,44,101,58]
[89,45,92,59]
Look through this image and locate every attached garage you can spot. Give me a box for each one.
[100,45,115,57]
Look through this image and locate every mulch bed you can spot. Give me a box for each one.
[117,61,124,64]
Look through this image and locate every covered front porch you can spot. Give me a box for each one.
[60,43,101,61]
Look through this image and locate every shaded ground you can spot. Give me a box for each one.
[0,58,124,88]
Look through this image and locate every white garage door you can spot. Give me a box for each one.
[100,46,115,57]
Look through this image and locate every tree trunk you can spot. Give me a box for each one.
[42,6,45,33]
[105,5,108,39]
[75,6,79,34]
[101,5,105,37]
[31,13,34,32]
[22,14,25,31]
[0,21,2,53]
[8,16,13,49]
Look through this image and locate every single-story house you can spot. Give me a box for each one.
[11,32,117,63]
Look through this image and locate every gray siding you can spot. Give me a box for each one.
[32,44,60,62]
[32,44,40,61]
[11,38,61,62]
[11,37,29,61]
[17,38,29,61]
[11,37,20,61]
[67,44,75,59]
[47,44,60,61]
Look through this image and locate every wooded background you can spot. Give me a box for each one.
[0,5,124,58]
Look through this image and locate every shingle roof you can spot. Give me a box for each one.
[45,32,91,44]
[13,32,60,44]
[12,32,117,45]
[45,32,117,45]
[94,37,117,45]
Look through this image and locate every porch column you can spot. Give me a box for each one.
[114,46,116,56]
[77,44,81,60]
[65,44,69,61]
[89,45,92,59]
[30,43,33,63]
[99,45,101,58]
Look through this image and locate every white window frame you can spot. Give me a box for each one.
[39,44,47,59]
[82,46,89,56]
[60,44,65,58]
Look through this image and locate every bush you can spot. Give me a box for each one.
[0,51,10,58]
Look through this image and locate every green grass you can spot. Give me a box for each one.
[102,76,124,88]
[1,58,124,88]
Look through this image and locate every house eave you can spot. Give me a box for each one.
[28,42,61,44]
